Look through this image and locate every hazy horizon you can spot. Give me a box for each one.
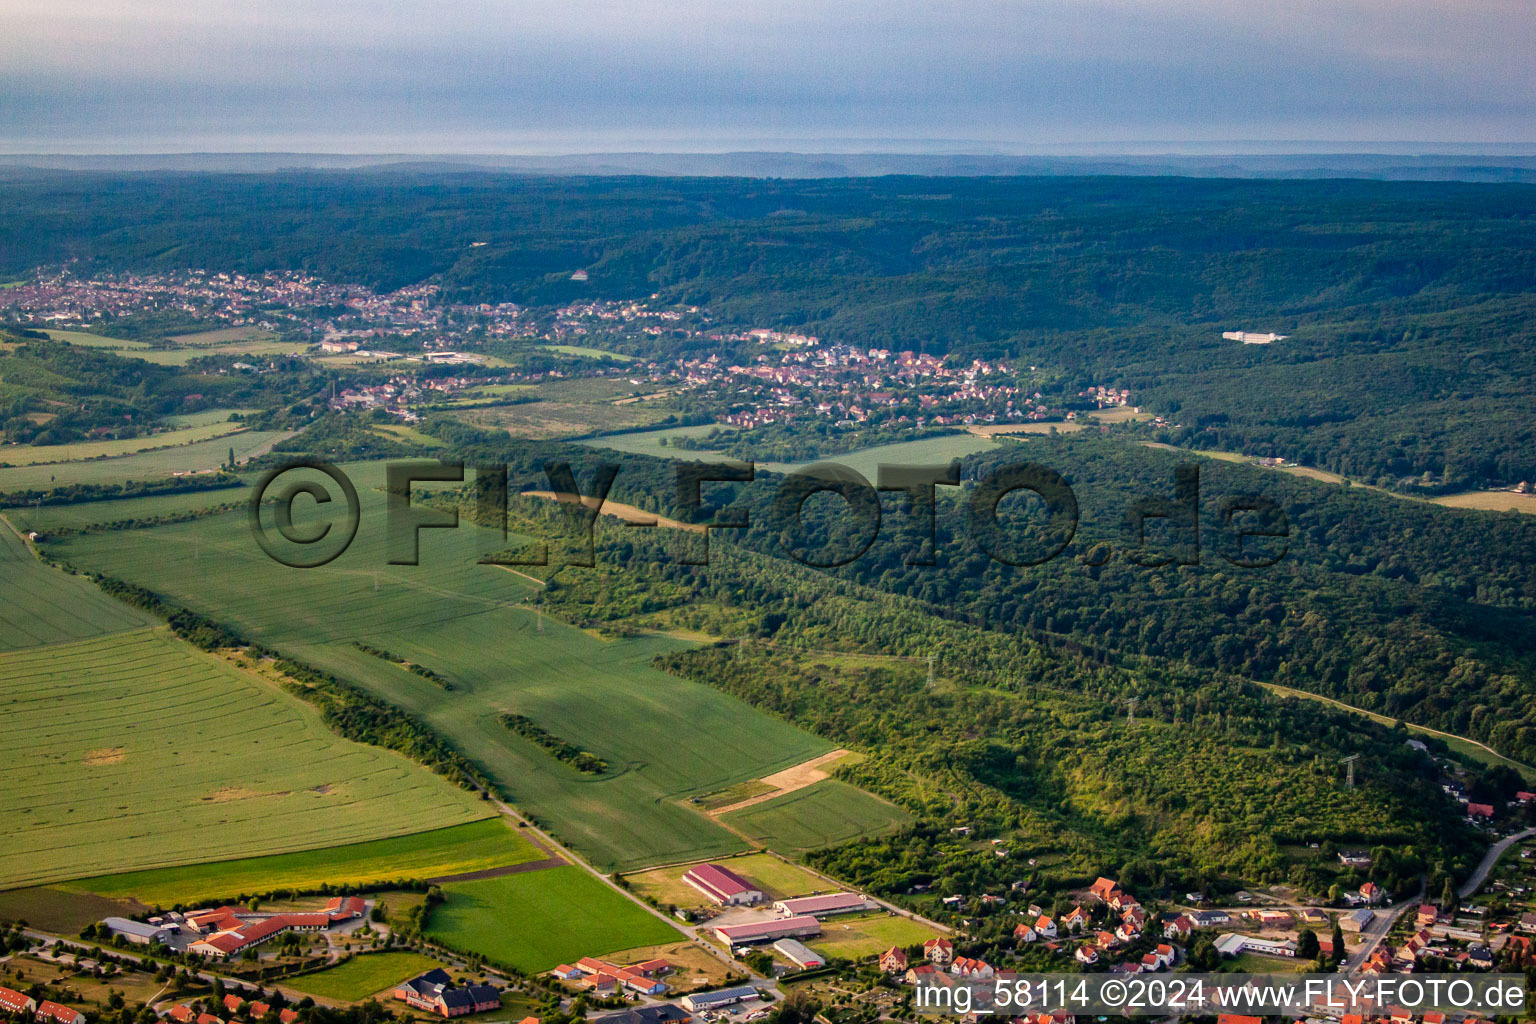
[3,0,1534,154]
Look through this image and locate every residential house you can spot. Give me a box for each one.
[38,1003,87,1024]
[1062,906,1089,934]
[924,938,954,965]
[0,989,36,1016]
[1013,923,1037,944]
[1034,916,1057,940]
[950,957,994,978]
[1360,882,1383,905]
[1163,915,1194,940]
[878,947,908,974]
[1088,877,1119,901]
[1074,946,1099,965]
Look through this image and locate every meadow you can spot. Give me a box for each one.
[538,344,635,361]
[457,378,676,439]
[586,430,1004,480]
[69,818,535,906]
[42,329,151,350]
[0,627,492,891]
[0,430,291,492]
[43,461,833,871]
[287,952,446,1001]
[427,867,681,972]
[0,517,155,651]
[718,780,911,855]
[808,912,938,959]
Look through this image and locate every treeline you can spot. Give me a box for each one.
[497,714,609,774]
[350,642,455,690]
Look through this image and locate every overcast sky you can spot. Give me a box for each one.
[1,0,1533,153]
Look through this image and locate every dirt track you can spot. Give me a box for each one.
[709,748,850,815]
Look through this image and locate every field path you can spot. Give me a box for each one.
[708,749,851,815]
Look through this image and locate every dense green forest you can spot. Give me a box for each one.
[3,171,1536,486]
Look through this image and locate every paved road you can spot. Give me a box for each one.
[1343,882,1424,975]
[1460,826,1536,898]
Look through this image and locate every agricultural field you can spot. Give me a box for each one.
[582,424,740,460]
[809,912,939,960]
[0,885,141,933]
[288,952,447,1001]
[426,867,681,972]
[456,377,677,439]
[718,780,911,855]
[0,430,292,492]
[0,416,250,467]
[588,429,1005,479]
[70,817,535,907]
[625,853,825,909]
[42,329,151,350]
[41,461,833,871]
[0,627,492,890]
[1430,490,1536,514]
[538,344,635,361]
[759,433,1005,479]
[0,517,155,651]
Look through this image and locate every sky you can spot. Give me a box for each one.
[1,0,1534,154]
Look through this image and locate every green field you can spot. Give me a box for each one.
[427,868,681,972]
[69,817,536,906]
[40,462,831,871]
[585,429,1002,480]
[0,420,250,467]
[809,912,939,959]
[129,342,313,366]
[583,424,740,459]
[42,329,151,350]
[0,627,492,891]
[718,780,911,854]
[759,433,1005,478]
[288,952,446,1001]
[0,430,291,492]
[0,517,155,651]
[538,344,635,361]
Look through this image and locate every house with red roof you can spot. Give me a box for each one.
[878,947,907,973]
[1467,803,1496,819]
[923,937,953,965]
[1088,877,1119,901]
[38,1008,87,1024]
[0,988,36,1016]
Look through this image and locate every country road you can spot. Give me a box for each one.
[1344,882,1424,974]
[1460,826,1536,899]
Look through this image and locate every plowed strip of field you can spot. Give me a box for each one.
[708,749,851,815]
